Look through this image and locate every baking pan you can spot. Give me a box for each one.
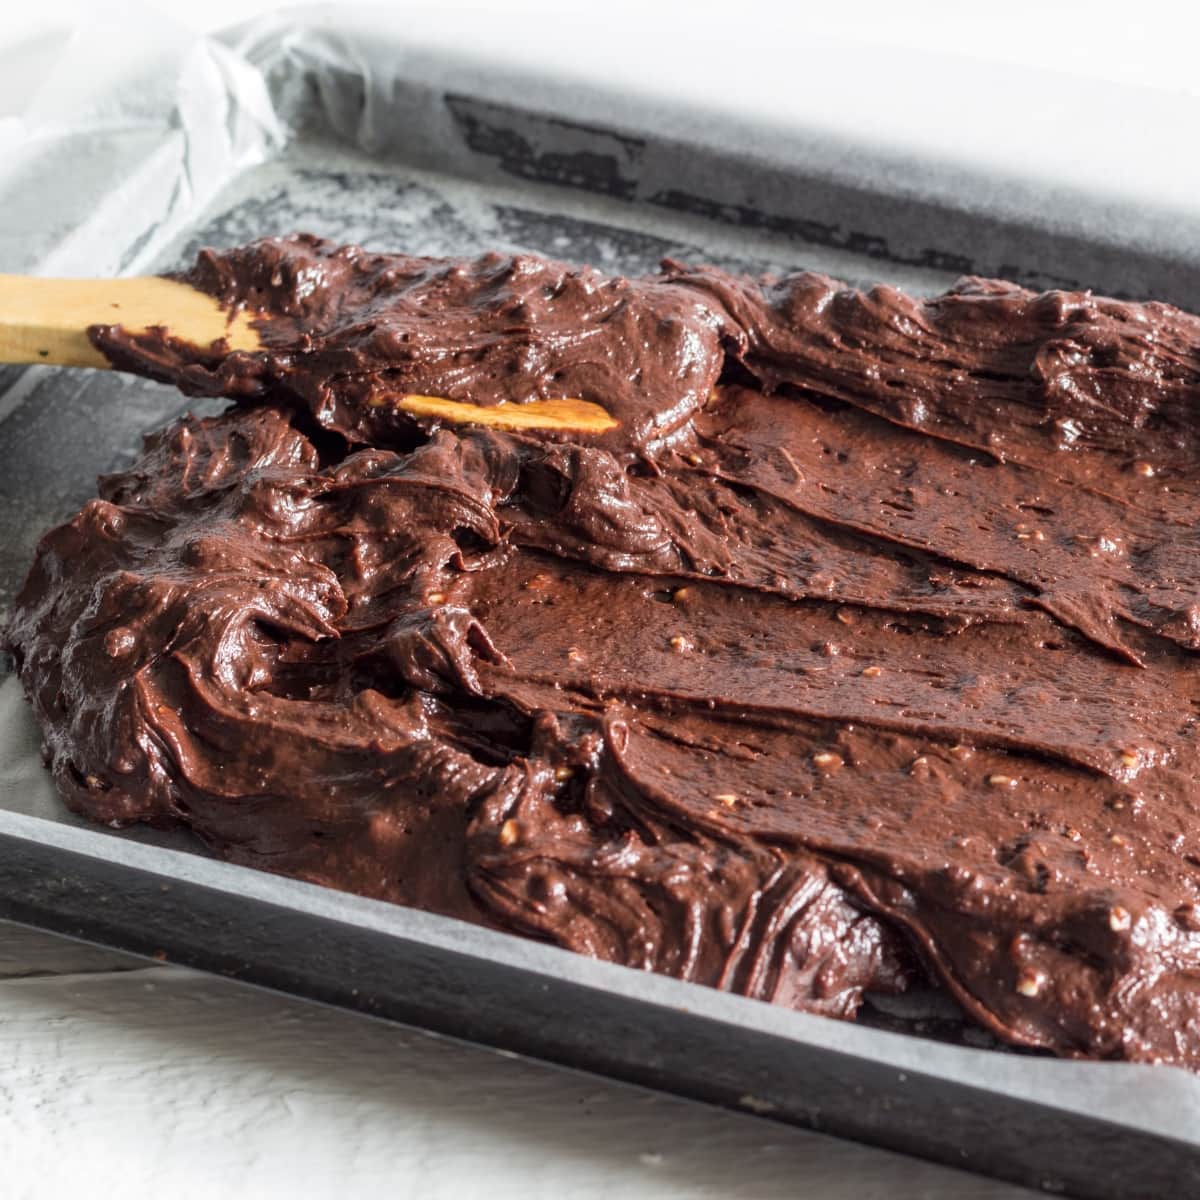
[2,9,1199,1196]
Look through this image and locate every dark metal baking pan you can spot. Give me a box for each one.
[2,9,1198,1196]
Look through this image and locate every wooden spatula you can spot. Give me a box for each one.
[0,274,618,434]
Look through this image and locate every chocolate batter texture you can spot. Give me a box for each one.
[10,234,1200,1066]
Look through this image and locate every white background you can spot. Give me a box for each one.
[9,0,1200,97]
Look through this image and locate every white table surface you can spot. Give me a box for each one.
[4,1,1177,1194]
[0,920,1035,1198]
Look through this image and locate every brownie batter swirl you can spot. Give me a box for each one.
[11,234,1200,1066]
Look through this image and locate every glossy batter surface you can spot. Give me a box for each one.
[11,235,1200,1065]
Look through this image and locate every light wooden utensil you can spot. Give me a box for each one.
[0,274,260,368]
[0,274,618,433]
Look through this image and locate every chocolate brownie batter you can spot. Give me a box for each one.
[10,234,1200,1065]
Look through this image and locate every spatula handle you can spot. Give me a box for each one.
[0,275,260,368]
